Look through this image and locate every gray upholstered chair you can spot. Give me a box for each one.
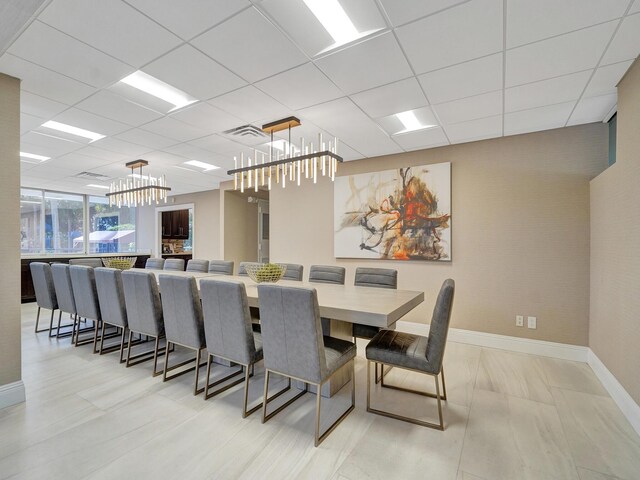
[280,263,303,281]
[353,267,398,340]
[308,265,346,335]
[365,279,455,430]
[145,258,165,270]
[158,274,207,395]
[237,262,251,276]
[258,284,356,446]
[69,265,103,353]
[69,258,103,268]
[208,260,234,275]
[200,278,273,416]
[186,259,210,273]
[51,263,79,342]
[122,270,166,376]
[30,262,59,336]
[95,267,129,362]
[163,258,185,271]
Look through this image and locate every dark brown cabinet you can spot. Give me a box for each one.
[162,209,189,239]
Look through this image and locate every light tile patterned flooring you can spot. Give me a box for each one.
[2,303,640,479]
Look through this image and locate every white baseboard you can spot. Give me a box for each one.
[588,350,640,436]
[0,380,25,410]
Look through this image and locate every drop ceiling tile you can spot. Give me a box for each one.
[169,102,243,134]
[567,93,617,126]
[115,128,179,149]
[89,137,154,157]
[74,145,131,162]
[208,85,291,124]
[350,77,427,119]
[314,32,413,94]
[432,91,503,125]
[21,92,68,120]
[392,127,449,151]
[0,53,95,105]
[20,162,79,180]
[504,101,575,136]
[165,143,230,166]
[505,71,592,113]
[39,0,182,67]
[141,116,210,142]
[506,0,629,48]
[48,108,131,136]
[378,0,469,27]
[396,0,503,74]
[51,152,116,170]
[584,60,633,97]
[74,91,163,127]
[124,0,249,40]
[21,132,84,157]
[188,134,247,156]
[143,44,246,100]
[19,141,60,161]
[344,127,403,157]
[444,115,503,144]
[21,113,46,135]
[418,53,503,104]
[191,7,307,83]
[631,0,640,14]
[601,12,640,65]
[506,21,618,87]
[255,63,343,110]
[8,21,134,88]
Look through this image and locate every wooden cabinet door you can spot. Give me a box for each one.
[161,211,172,238]
[178,209,189,238]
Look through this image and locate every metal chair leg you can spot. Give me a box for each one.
[203,355,245,401]
[118,328,126,363]
[98,322,107,355]
[34,306,42,333]
[440,367,447,401]
[314,360,356,447]
[204,355,212,399]
[193,348,203,396]
[47,310,55,337]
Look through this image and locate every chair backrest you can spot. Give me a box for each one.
[51,263,76,315]
[121,270,164,337]
[237,262,250,276]
[258,284,326,384]
[95,267,127,328]
[69,265,101,321]
[354,267,397,289]
[30,262,58,310]
[208,260,234,275]
[158,275,205,349]
[164,258,185,271]
[425,279,455,373]
[281,263,304,281]
[200,278,256,365]
[186,259,209,273]
[145,258,165,270]
[69,258,103,268]
[308,265,345,285]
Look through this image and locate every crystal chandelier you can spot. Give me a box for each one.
[106,160,171,207]
[227,116,343,192]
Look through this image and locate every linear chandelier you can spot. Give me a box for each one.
[227,116,343,192]
[106,159,171,207]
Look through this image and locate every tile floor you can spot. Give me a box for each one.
[1,303,640,479]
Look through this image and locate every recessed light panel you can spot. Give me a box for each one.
[41,121,106,142]
[86,184,111,190]
[183,160,220,171]
[119,71,197,112]
[376,107,439,136]
[20,152,51,163]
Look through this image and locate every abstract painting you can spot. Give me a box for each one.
[334,162,451,261]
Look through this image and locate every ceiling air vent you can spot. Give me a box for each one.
[74,171,111,180]
[224,124,268,138]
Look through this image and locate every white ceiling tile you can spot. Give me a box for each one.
[506,0,629,48]
[74,145,131,162]
[631,0,640,14]
[188,134,247,156]
[74,91,163,126]
[115,128,180,149]
[208,85,291,124]
[444,115,502,144]
[165,143,231,168]
[396,0,503,74]
[432,91,503,125]
[350,77,427,118]
[8,21,134,88]
[505,71,592,113]
[89,137,153,157]
[418,53,503,104]
[143,44,246,100]
[51,152,116,170]
[21,113,46,135]
[504,101,575,136]
[49,108,131,136]
[0,53,95,105]
[21,91,68,119]
[315,33,413,94]
[255,63,343,110]
[345,127,403,157]
[506,21,618,87]
[19,141,61,160]
[19,162,79,180]
[567,94,617,126]
[378,0,469,27]
[124,0,249,40]
[21,132,84,157]
[584,60,633,97]
[141,116,210,142]
[169,102,243,134]
[392,127,449,151]
[39,0,182,67]
[601,12,640,66]
[191,7,307,83]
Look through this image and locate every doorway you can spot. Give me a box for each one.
[257,200,269,263]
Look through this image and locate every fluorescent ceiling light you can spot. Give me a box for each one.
[183,160,220,171]
[20,200,41,204]
[120,71,197,111]
[20,151,50,162]
[264,139,300,154]
[303,0,359,45]
[87,184,111,190]
[129,173,159,181]
[41,121,106,142]
[394,110,437,134]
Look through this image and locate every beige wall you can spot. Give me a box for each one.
[0,73,22,388]
[590,58,640,403]
[223,190,259,268]
[271,123,608,346]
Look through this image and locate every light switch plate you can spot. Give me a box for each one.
[516,315,524,327]
[527,316,537,329]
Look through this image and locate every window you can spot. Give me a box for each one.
[20,189,43,254]
[44,192,84,254]
[88,196,136,253]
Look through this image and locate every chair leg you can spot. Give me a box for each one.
[47,309,55,337]
[34,306,41,333]
[314,361,356,447]
[118,328,126,364]
[435,373,444,430]
[261,370,270,424]
[440,367,447,401]
[162,342,171,381]
[92,320,102,354]
[204,355,212,399]
[193,348,203,396]
[125,330,134,367]
[55,310,63,338]
[98,322,107,355]
[203,356,244,401]
[152,336,162,376]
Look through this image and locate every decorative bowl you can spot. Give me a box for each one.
[102,256,137,270]
[244,262,287,283]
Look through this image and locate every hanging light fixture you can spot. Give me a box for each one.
[106,159,171,207]
[227,116,343,192]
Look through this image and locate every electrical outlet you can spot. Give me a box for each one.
[527,316,537,329]
[516,315,524,327]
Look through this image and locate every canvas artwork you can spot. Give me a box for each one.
[334,162,451,261]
